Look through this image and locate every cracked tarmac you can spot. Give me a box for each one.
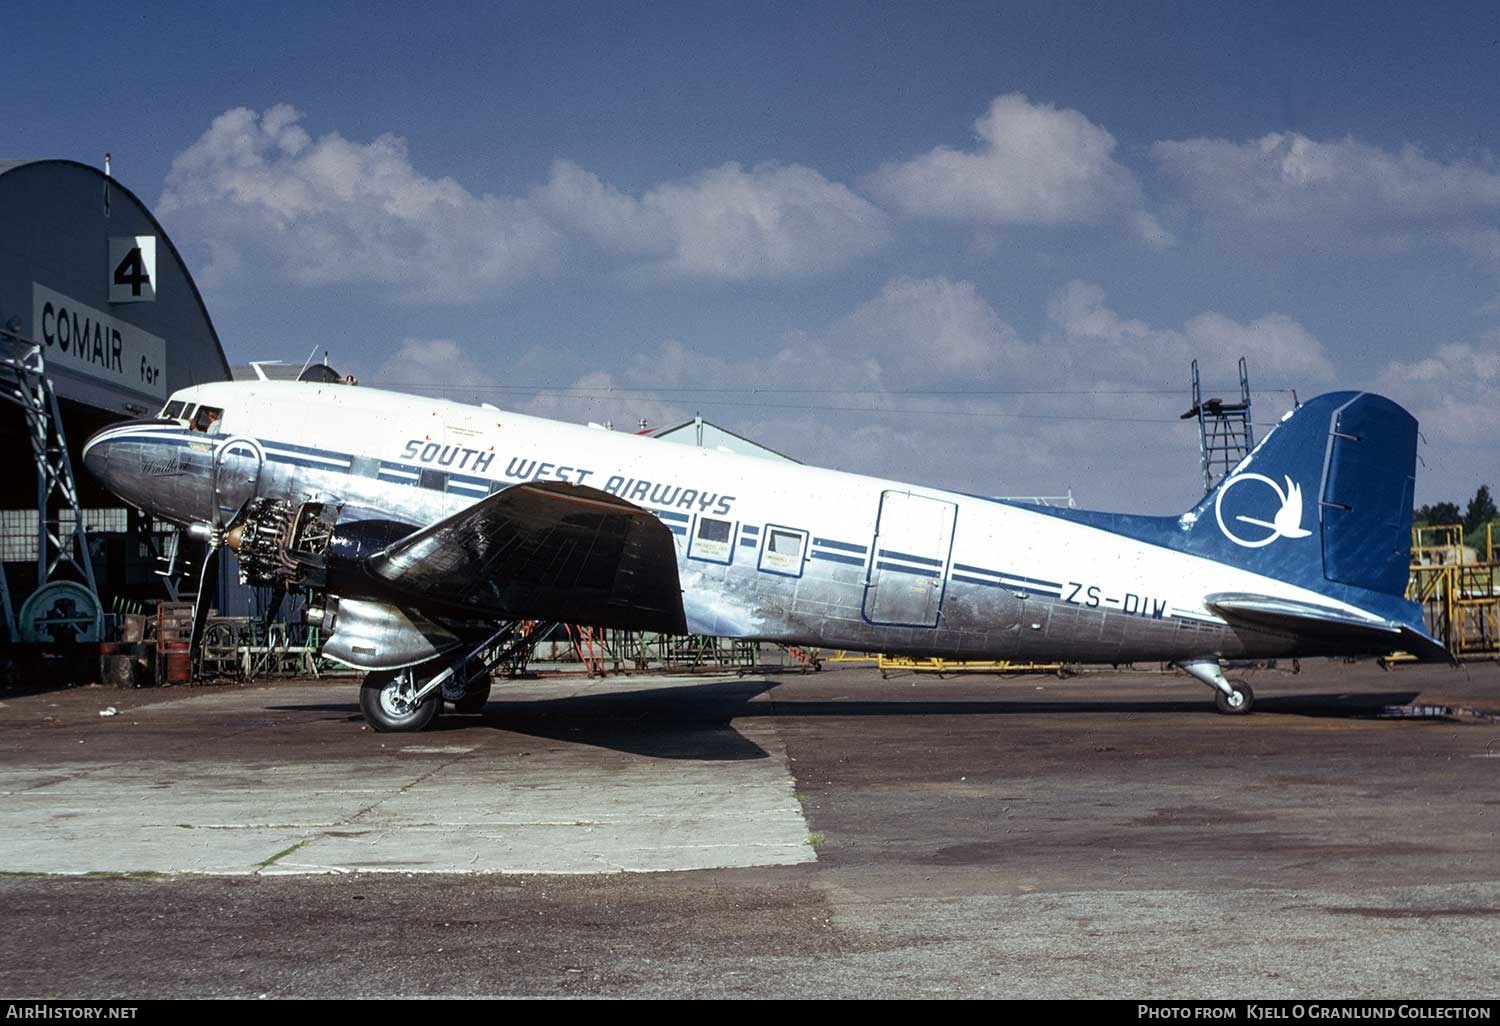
[1,660,1497,998]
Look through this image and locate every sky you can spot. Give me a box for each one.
[7,1,1500,512]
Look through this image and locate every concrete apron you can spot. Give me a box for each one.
[0,677,815,875]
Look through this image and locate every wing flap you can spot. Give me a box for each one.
[368,481,687,632]
[1204,592,1451,663]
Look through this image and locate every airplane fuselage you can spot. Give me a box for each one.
[83,380,1403,666]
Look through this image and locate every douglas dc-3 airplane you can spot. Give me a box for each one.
[82,381,1449,731]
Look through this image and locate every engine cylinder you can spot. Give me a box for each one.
[228,497,416,596]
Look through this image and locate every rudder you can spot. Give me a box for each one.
[1181,391,1417,600]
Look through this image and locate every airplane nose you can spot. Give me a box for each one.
[81,422,215,525]
[81,423,152,510]
[82,427,113,486]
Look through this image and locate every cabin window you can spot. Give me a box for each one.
[349,456,380,479]
[758,526,808,578]
[190,405,223,433]
[689,516,736,565]
[419,468,448,491]
[161,400,186,421]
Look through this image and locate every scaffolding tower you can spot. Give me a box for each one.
[1183,357,1254,494]
[0,323,103,643]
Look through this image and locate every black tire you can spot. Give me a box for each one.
[452,676,492,714]
[1214,677,1254,715]
[359,668,441,732]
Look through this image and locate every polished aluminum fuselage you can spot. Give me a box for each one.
[83,381,1393,664]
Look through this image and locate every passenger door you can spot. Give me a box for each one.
[862,490,957,627]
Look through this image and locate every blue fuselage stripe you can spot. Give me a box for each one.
[952,563,1061,589]
[876,561,939,578]
[263,438,354,463]
[268,453,344,471]
[812,551,866,567]
[877,548,943,566]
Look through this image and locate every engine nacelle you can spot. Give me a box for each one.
[227,498,415,594]
[226,499,464,671]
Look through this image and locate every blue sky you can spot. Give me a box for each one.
[8,1,1500,511]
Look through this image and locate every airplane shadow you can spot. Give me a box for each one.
[267,680,1428,762]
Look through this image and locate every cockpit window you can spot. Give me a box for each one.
[191,405,224,433]
[161,400,186,420]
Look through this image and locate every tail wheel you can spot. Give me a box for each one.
[360,667,441,732]
[451,675,492,714]
[1214,677,1254,715]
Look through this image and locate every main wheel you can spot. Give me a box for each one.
[360,667,441,732]
[452,675,492,714]
[1214,677,1254,715]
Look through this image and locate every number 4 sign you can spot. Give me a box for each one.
[109,236,157,303]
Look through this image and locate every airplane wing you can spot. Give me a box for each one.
[1203,593,1452,663]
[366,481,687,633]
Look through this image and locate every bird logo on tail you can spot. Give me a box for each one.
[1215,473,1314,548]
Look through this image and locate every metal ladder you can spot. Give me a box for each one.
[0,326,103,641]
[1185,357,1255,494]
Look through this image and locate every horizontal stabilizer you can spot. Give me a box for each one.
[1204,592,1452,663]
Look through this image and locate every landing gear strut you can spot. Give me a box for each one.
[1176,659,1255,715]
[356,621,542,731]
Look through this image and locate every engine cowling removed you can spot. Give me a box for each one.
[227,498,414,593]
[225,498,457,670]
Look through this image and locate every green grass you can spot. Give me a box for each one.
[256,839,313,869]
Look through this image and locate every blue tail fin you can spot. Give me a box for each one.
[1180,391,1416,599]
[1038,390,1440,657]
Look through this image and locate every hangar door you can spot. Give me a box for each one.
[862,490,957,627]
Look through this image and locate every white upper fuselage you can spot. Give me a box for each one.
[86,379,1388,661]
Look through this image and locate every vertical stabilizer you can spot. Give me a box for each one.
[1179,392,1416,601]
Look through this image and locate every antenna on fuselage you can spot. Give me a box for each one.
[296,345,319,380]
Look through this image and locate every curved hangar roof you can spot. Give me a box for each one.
[0,159,231,418]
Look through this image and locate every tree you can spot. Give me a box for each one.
[1464,485,1497,534]
[1415,501,1461,526]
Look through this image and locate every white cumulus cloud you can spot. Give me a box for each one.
[159,105,892,300]
[487,277,1332,509]
[158,105,562,303]
[1373,337,1500,506]
[1045,280,1334,385]
[862,93,1164,245]
[1377,339,1500,447]
[822,277,1032,381]
[535,158,889,280]
[370,338,499,398]
[1152,131,1500,248]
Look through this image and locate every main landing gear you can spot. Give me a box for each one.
[1175,659,1255,715]
[360,666,442,732]
[356,621,535,732]
[358,664,495,732]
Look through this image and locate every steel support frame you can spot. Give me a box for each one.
[0,328,102,641]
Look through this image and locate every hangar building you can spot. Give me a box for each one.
[649,416,800,463]
[0,158,231,646]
